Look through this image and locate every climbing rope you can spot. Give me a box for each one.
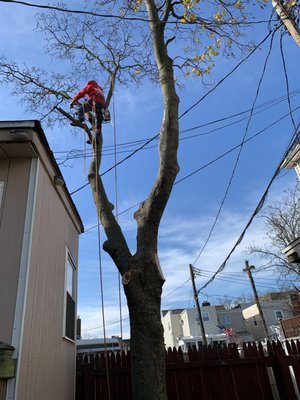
[83,132,87,178]
[112,91,123,343]
[92,101,112,400]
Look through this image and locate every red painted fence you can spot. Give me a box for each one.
[76,340,300,400]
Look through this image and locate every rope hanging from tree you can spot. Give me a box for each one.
[92,100,112,400]
[111,90,124,343]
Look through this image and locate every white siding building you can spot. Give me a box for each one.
[162,304,253,351]
[0,121,84,400]
[242,300,294,341]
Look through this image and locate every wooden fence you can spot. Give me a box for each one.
[76,340,300,400]
[281,316,300,339]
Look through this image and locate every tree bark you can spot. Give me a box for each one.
[123,255,166,400]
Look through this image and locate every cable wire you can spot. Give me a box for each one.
[192,28,276,267]
[199,121,300,292]
[55,88,300,165]
[69,29,276,196]
[280,32,298,131]
[83,104,300,234]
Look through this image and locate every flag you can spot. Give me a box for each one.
[217,325,235,337]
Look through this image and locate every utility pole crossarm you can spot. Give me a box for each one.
[272,0,300,46]
[189,264,208,347]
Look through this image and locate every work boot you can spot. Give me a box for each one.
[70,114,85,126]
[70,119,85,126]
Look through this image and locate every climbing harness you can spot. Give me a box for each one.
[102,108,111,123]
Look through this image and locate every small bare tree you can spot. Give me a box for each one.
[248,184,300,288]
[0,0,268,398]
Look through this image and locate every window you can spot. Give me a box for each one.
[274,310,284,320]
[202,312,210,321]
[65,253,76,341]
[0,181,4,209]
[219,315,232,325]
[187,342,196,350]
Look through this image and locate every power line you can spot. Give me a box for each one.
[179,29,276,120]
[280,32,298,131]
[69,29,278,196]
[174,104,300,185]
[54,88,300,155]
[54,88,300,164]
[198,271,279,289]
[0,0,152,22]
[70,133,159,195]
[0,0,279,26]
[199,121,300,292]
[82,104,300,234]
[192,28,276,267]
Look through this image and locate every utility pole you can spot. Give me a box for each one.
[189,264,208,347]
[272,0,300,46]
[243,260,269,341]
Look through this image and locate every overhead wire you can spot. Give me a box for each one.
[82,104,300,234]
[279,32,298,131]
[56,87,300,157]
[192,28,276,267]
[174,104,300,185]
[0,0,279,25]
[197,28,300,292]
[55,88,300,165]
[111,90,124,343]
[198,120,300,292]
[69,28,276,196]
[197,271,279,289]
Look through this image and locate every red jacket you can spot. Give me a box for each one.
[73,80,106,106]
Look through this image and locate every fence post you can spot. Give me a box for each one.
[0,342,15,400]
[272,341,298,400]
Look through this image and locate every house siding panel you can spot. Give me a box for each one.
[217,310,246,332]
[0,158,31,343]
[16,162,78,400]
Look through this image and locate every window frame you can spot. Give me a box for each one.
[219,314,232,326]
[274,310,284,321]
[63,248,77,342]
[202,312,210,322]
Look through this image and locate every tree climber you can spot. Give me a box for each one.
[70,80,106,143]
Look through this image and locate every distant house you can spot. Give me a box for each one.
[260,290,300,316]
[281,139,300,179]
[162,303,253,351]
[0,121,84,400]
[242,300,294,341]
[77,338,123,354]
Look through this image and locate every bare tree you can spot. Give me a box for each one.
[0,0,270,398]
[248,184,300,288]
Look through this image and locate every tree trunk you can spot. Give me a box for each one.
[87,1,179,398]
[123,255,167,400]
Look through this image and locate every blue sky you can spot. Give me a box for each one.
[0,0,299,339]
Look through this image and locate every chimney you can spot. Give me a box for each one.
[76,317,81,340]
